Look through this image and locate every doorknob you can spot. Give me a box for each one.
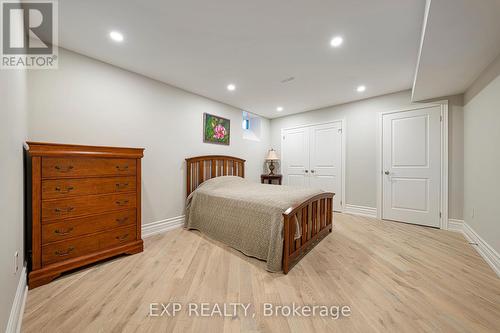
[311,170,315,173]
[384,170,390,175]
[305,170,309,173]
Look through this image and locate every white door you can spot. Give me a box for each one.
[282,121,343,211]
[282,127,310,187]
[309,123,343,211]
[382,106,441,227]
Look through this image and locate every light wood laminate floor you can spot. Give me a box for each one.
[22,213,500,332]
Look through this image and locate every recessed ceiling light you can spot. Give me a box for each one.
[276,106,284,112]
[109,31,124,42]
[356,85,366,92]
[227,84,236,91]
[330,36,343,48]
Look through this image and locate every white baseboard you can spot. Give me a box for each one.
[447,219,464,232]
[142,215,184,238]
[344,204,377,218]
[462,222,500,278]
[6,266,27,333]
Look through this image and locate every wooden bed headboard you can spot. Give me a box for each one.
[186,155,245,197]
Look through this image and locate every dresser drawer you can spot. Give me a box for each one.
[42,157,136,178]
[42,236,99,265]
[42,176,136,200]
[42,209,136,244]
[99,226,136,250]
[42,193,137,221]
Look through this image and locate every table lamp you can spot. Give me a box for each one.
[266,148,279,175]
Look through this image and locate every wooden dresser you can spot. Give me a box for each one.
[24,142,144,289]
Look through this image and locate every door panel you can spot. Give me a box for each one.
[391,178,428,211]
[392,115,428,167]
[382,106,441,227]
[309,123,343,211]
[282,127,309,187]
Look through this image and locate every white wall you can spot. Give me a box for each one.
[0,69,27,330]
[446,96,464,220]
[28,49,270,226]
[463,54,500,253]
[270,90,464,220]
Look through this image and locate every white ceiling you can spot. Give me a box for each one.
[412,0,500,101]
[58,0,425,118]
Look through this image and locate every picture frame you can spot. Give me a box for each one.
[203,113,230,145]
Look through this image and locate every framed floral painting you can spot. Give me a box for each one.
[203,113,230,145]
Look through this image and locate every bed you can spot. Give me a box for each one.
[184,155,334,273]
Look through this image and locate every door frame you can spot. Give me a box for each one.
[376,101,449,229]
[281,119,346,212]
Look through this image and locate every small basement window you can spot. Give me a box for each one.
[242,118,250,130]
[242,111,261,142]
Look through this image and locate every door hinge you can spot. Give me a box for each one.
[439,212,442,218]
[338,129,343,134]
[340,200,343,206]
[440,115,443,122]
[283,136,285,140]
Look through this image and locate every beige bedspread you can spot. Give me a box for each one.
[184,176,323,272]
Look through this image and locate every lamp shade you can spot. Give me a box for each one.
[266,148,279,161]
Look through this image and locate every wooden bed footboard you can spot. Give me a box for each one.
[282,192,334,273]
[185,155,333,275]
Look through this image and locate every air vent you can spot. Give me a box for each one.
[281,76,295,83]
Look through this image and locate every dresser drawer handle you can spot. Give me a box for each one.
[54,165,74,173]
[115,200,129,206]
[55,247,75,257]
[116,217,129,224]
[115,234,129,242]
[116,165,129,171]
[115,183,129,189]
[54,227,74,236]
[55,186,75,194]
[54,207,74,213]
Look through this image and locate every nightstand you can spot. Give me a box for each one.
[261,174,282,185]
